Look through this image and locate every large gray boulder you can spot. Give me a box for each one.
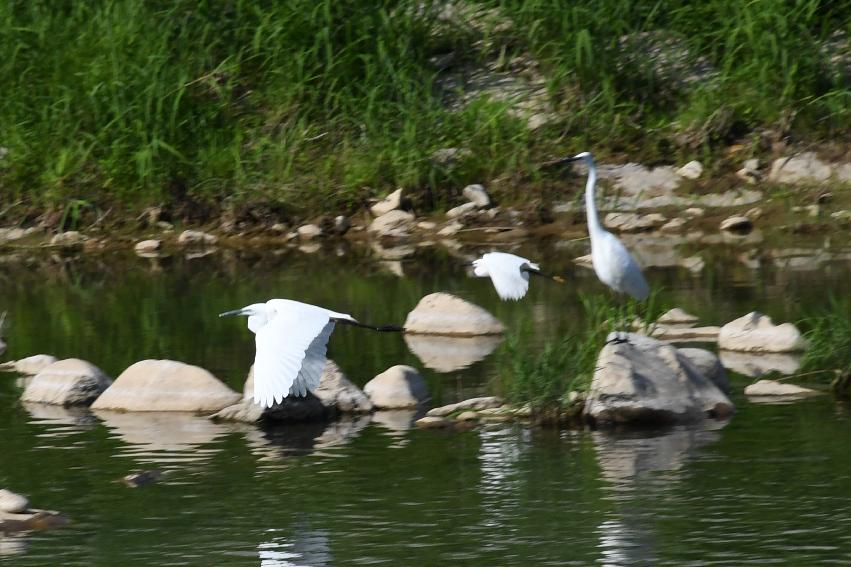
[364,365,430,409]
[404,292,504,336]
[678,348,730,394]
[91,360,239,412]
[21,359,111,406]
[718,312,807,353]
[584,334,734,425]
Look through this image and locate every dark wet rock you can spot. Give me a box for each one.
[332,215,351,235]
[370,188,404,216]
[678,348,730,394]
[122,470,164,488]
[426,396,504,417]
[91,360,239,412]
[585,333,734,425]
[719,215,753,233]
[676,160,703,179]
[0,509,67,534]
[744,379,819,398]
[768,153,832,184]
[718,312,807,353]
[367,209,414,238]
[364,365,430,409]
[404,292,504,336]
[462,184,491,208]
[0,354,59,375]
[177,229,217,246]
[21,359,111,406]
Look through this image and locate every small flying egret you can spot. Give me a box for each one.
[220,299,401,408]
[472,252,565,300]
[563,151,649,301]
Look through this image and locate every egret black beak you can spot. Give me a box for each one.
[218,308,246,318]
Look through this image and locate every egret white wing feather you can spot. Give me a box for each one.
[253,302,336,407]
[289,321,335,397]
[481,252,534,300]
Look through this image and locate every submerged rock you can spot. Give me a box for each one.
[584,333,734,425]
[122,470,164,488]
[718,312,807,353]
[91,360,239,412]
[21,359,111,406]
[426,396,504,417]
[364,365,430,409]
[744,379,819,398]
[404,292,504,336]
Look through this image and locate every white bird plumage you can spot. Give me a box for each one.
[472,252,540,300]
[570,151,649,300]
[220,299,354,408]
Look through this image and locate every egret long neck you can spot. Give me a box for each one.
[583,156,602,237]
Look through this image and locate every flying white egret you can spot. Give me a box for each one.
[472,251,565,300]
[220,299,401,408]
[564,151,649,301]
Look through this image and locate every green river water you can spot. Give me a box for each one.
[1,233,850,565]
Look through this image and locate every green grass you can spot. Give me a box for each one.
[798,296,851,395]
[497,289,667,421]
[1,1,848,217]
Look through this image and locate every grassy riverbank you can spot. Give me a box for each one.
[1,1,849,219]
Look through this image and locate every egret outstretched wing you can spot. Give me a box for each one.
[481,252,537,300]
[253,303,335,408]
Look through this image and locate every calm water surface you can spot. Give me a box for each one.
[1,233,851,565]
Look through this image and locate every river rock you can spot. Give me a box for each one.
[21,359,111,406]
[647,325,721,342]
[678,348,730,394]
[744,379,818,397]
[134,239,161,254]
[370,188,404,216]
[718,350,802,377]
[297,224,322,241]
[177,230,217,246]
[657,307,699,326]
[50,231,84,247]
[91,360,239,412]
[660,217,686,233]
[584,333,734,425]
[462,184,491,208]
[427,396,504,417]
[404,292,504,336]
[415,416,451,429]
[313,360,373,413]
[768,153,832,184]
[446,202,477,219]
[718,312,807,353]
[604,212,667,232]
[1,355,59,375]
[0,490,29,514]
[720,215,753,233]
[677,160,703,179]
[367,210,415,238]
[364,365,430,408]
[437,220,463,237]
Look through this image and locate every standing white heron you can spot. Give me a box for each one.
[472,252,564,300]
[220,299,401,408]
[564,151,649,301]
